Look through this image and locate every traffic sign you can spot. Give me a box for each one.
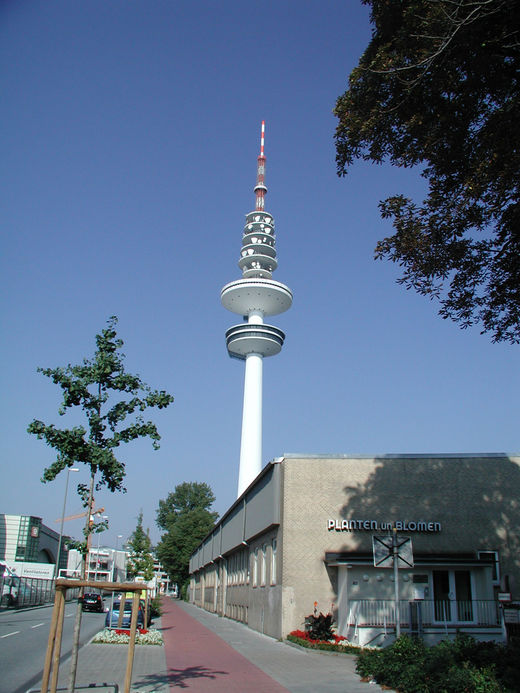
[372,534,414,568]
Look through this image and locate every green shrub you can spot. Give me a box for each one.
[304,612,334,641]
[150,596,162,618]
[356,634,518,692]
[441,663,502,693]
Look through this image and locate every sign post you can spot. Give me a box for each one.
[392,530,401,637]
[372,530,414,638]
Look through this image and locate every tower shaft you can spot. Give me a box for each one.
[238,352,263,495]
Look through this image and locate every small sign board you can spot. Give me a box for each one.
[498,592,512,602]
[503,609,520,624]
[373,535,414,569]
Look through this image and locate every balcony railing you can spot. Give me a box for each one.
[346,599,501,630]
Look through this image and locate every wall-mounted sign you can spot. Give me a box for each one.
[327,519,442,533]
[503,609,519,624]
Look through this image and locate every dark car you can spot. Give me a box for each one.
[82,592,104,612]
[105,599,145,629]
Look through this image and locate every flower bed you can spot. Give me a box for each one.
[287,630,361,654]
[92,628,163,645]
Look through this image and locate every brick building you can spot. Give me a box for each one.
[189,453,520,646]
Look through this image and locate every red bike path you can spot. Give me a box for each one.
[161,597,289,691]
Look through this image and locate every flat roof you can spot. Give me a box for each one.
[283,452,519,459]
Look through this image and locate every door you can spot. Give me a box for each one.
[433,570,474,623]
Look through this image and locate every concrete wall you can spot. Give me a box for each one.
[190,462,281,573]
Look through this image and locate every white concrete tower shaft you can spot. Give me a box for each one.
[221,122,292,497]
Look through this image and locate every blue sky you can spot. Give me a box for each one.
[1,0,518,548]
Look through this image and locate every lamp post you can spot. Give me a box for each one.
[109,534,123,620]
[113,535,123,582]
[54,467,79,580]
[94,516,108,582]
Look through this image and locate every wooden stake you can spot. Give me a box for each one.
[40,588,62,693]
[50,588,66,693]
[123,592,140,693]
[118,591,127,629]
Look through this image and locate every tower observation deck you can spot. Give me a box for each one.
[221,121,293,497]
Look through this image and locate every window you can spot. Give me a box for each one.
[241,549,247,584]
[252,548,258,587]
[478,551,500,585]
[271,539,277,585]
[260,544,267,586]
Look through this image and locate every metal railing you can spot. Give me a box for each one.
[1,576,79,609]
[346,599,501,629]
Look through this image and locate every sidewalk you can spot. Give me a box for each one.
[166,600,384,693]
[52,597,384,692]
[54,634,169,693]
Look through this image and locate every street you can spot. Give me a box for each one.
[0,602,106,693]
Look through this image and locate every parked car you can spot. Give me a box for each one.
[105,599,145,628]
[82,592,104,612]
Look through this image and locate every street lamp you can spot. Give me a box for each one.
[94,516,108,582]
[112,535,123,582]
[110,534,124,619]
[54,467,79,580]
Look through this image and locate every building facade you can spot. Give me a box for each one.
[189,454,520,646]
[0,514,68,578]
[66,547,127,582]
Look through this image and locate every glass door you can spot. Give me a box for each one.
[455,570,473,621]
[433,570,474,623]
[433,570,451,621]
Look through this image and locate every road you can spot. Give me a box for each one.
[0,602,106,693]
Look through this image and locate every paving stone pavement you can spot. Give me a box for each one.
[53,628,168,692]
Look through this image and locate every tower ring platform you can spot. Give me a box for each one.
[221,278,293,317]
[225,323,285,359]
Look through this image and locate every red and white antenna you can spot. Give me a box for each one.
[254,120,267,211]
[260,120,265,157]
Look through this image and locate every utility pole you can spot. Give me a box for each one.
[393,527,400,638]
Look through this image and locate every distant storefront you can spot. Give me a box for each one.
[0,514,68,577]
[189,454,520,646]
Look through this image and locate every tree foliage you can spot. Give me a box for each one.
[156,482,218,589]
[28,316,174,547]
[126,511,155,581]
[334,0,520,343]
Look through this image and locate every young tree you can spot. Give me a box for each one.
[127,511,155,582]
[156,482,218,593]
[27,316,173,692]
[334,1,520,343]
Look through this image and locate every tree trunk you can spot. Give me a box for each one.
[67,470,95,693]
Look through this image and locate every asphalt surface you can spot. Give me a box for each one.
[0,602,105,693]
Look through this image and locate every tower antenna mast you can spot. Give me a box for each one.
[255,120,267,211]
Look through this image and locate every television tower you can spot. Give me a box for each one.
[221,122,293,497]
